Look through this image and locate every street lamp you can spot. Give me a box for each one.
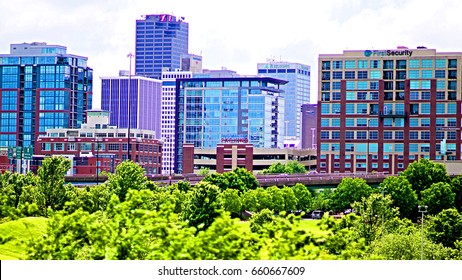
[418,205,428,260]
[127,52,134,161]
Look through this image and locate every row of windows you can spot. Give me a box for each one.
[321,103,457,115]
[321,117,458,128]
[322,69,457,80]
[257,69,310,75]
[322,80,458,91]
[320,142,457,153]
[321,90,457,102]
[41,142,161,152]
[321,59,457,70]
[320,130,457,140]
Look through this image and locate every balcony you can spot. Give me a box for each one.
[379,110,407,119]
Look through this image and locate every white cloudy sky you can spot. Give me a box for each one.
[1,0,461,107]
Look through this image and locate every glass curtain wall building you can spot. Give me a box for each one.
[318,47,462,175]
[0,42,92,149]
[174,77,287,174]
[257,61,311,140]
[101,73,162,139]
[135,14,189,79]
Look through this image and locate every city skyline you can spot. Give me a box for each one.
[1,0,462,107]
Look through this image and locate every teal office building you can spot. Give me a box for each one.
[174,77,287,174]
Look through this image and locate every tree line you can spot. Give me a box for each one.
[1,157,462,259]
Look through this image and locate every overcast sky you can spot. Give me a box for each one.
[1,0,461,107]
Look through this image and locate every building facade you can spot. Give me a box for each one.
[100,72,162,139]
[135,14,189,79]
[0,42,93,150]
[182,143,317,174]
[318,47,462,174]
[257,61,311,141]
[161,70,193,175]
[301,103,317,149]
[34,110,162,176]
[181,54,203,73]
[174,77,287,174]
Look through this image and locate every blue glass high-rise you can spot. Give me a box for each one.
[257,61,311,142]
[174,76,287,174]
[0,42,92,149]
[135,14,189,79]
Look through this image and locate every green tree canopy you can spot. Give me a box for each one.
[420,182,455,215]
[378,176,418,219]
[351,193,399,244]
[181,182,223,230]
[106,160,147,202]
[219,188,242,216]
[262,161,306,174]
[37,156,72,214]
[450,175,462,212]
[330,177,373,211]
[400,158,450,196]
[202,168,259,192]
[292,183,312,210]
[427,208,462,248]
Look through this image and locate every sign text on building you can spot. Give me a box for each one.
[364,50,413,57]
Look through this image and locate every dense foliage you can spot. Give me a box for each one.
[262,161,307,174]
[0,157,461,260]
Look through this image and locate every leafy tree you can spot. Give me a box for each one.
[76,185,114,213]
[450,175,462,212]
[181,182,223,230]
[203,168,259,192]
[219,188,242,216]
[18,185,46,216]
[175,180,191,192]
[317,215,367,259]
[401,158,450,196]
[280,186,297,211]
[368,231,454,260]
[311,189,333,211]
[106,160,147,201]
[232,167,259,190]
[0,171,36,209]
[165,183,191,214]
[292,183,312,210]
[190,214,260,260]
[37,156,72,214]
[262,162,286,174]
[285,161,307,174]
[250,209,275,233]
[427,208,462,248]
[262,161,306,174]
[29,192,196,260]
[351,193,399,244]
[420,182,455,215]
[330,177,373,211]
[378,176,418,219]
[198,167,210,176]
[266,186,284,212]
[241,189,259,212]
